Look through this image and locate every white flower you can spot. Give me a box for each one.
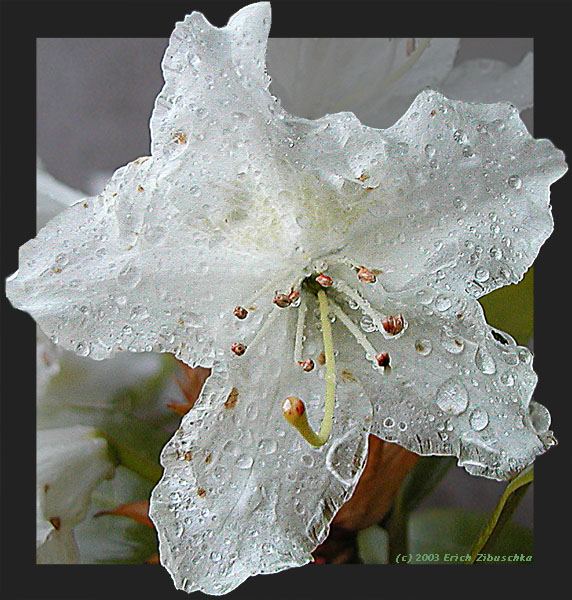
[268,38,533,127]
[7,2,566,594]
[37,426,115,563]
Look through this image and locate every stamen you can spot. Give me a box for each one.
[298,359,315,372]
[242,267,295,310]
[330,301,378,364]
[375,352,390,367]
[288,289,300,305]
[293,296,308,363]
[357,266,377,284]
[283,290,336,447]
[316,273,333,288]
[382,314,404,336]
[231,342,246,356]
[273,292,292,308]
[233,306,248,319]
[335,279,387,333]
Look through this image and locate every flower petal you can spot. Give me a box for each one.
[442,53,533,111]
[36,527,80,564]
[37,159,83,229]
[8,155,295,366]
[150,307,371,594]
[338,90,566,296]
[326,270,553,481]
[9,5,305,367]
[267,38,459,127]
[37,426,115,553]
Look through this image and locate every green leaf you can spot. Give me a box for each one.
[479,268,534,345]
[408,508,532,563]
[469,466,533,562]
[387,456,455,561]
[357,526,389,564]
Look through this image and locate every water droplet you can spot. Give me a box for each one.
[258,439,277,455]
[246,403,258,421]
[118,263,142,289]
[415,339,433,356]
[440,329,465,354]
[236,454,253,470]
[475,346,496,374]
[210,551,222,563]
[453,129,468,144]
[500,372,515,386]
[435,295,452,312]
[469,408,489,431]
[507,175,522,189]
[475,267,490,282]
[301,454,315,468]
[75,341,90,357]
[436,378,469,416]
[360,315,376,333]
[424,144,436,158]
[383,417,395,428]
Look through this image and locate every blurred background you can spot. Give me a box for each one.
[36,37,534,529]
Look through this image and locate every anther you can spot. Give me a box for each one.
[298,359,315,372]
[357,266,377,284]
[273,292,292,308]
[233,306,248,319]
[316,273,333,287]
[375,352,391,367]
[288,289,300,304]
[382,314,404,336]
[231,342,246,356]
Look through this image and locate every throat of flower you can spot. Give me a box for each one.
[282,289,336,447]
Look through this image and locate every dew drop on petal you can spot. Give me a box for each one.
[440,329,465,354]
[257,439,277,455]
[474,267,490,282]
[75,341,90,357]
[475,346,497,374]
[469,408,489,431]
[434,295,452,312]
[436,378,469,416]
[415,339,433,356]
[507,175,522,189]
[236,454,253,470]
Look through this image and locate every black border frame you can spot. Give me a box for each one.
[1,1,571,598]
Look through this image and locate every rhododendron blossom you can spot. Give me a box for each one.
[7,2,566,595]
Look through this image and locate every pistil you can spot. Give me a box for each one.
[283,289,336,447]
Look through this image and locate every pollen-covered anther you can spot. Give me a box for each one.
[382,314,404,336]
[288,289,300,304]
[357,266,377,284]
[273,292,292,308]
[230,342,246,356]
[298,359,315,372]
[282,396,306,424]
[316,273,333,288]
[233,305,248,319]
[375,352,391,368]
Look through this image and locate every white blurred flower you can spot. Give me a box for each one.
[36,426,115,563]
[268,38,532,127]
[8,3,565,594]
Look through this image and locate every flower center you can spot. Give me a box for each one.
[229,262,407,447]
